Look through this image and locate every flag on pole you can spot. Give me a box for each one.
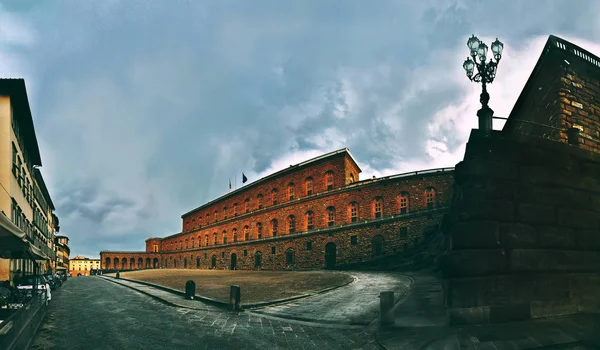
[229,179,232,189]
[242,173,248,183]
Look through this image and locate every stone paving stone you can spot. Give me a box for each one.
[250,271,411,325]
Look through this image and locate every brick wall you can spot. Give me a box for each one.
[181,152,357,231]
[101,170,454,271]
[442,129,600,325]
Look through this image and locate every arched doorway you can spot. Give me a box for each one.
[130,258,135,269]
[231,253,237,270]
[122,258,127,270]
[153,258,159,268]
[174,259,177,268]
[211,255,217,269]
[146,258,150,268]
[325,242,336,269]
[113,258,119,269]
[105,258,110,269]
[254,252,262,268]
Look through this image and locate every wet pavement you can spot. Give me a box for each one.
[30,276,382,350]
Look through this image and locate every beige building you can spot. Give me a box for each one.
[0,79,59,283]
[70,256,100,276]
[55,235,70,272]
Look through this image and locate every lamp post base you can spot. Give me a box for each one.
[477,106,493,136]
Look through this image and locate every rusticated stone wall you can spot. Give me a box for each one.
[442,129,600,325]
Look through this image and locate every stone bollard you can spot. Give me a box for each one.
[185,280,196,300]
[379,291,394,326]
[116,271,120,279]
[230,285,241,311]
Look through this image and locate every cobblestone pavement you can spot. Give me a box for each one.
[249,272,413,325]
[31,277,383,350]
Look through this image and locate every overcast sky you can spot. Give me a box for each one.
[1,0,599,257]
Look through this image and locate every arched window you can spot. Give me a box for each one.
[214,211,218,222]
[306,211,314,230]
[257,194,263,210]
[185,239,189,249]
[205,235,208,246]
[288,215,295,234]
[233,228,238,242]
[196,257,200,267]
[256,222,263,239]
[222,230,227,244]
[286,249,295,266]
[197,236,201,247]
[233,203,238,216]
[373,197,383,218]
[327,206,335,227]
[223,207,228,219]
[244,199,250,213]
[325,171,334,190]
[425,187,436,209]
[305,177,313,196]
[349,202,358,223]
[244,225,249,240]
[179,240,183,250]
[271,219,278,237]
[213,232,217,245]
[399,192,409,214]
[191,238,195,248]
[350,173,355,183]
[271,189,278,205]
[288,183,295,200]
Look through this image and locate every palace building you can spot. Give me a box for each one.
[100,148,454,271]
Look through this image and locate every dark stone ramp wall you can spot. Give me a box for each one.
[442,129,600,325]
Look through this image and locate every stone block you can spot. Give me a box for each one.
[509,249,600,272]
[500,223,537,248]
[517,203,556,225]
[533,274,571,301]
[574,229,600,249]
[558,208,600,229]
[445,275,534,308]
[441,249,508,278]
[455,160,519,181]
[489,304,531,323]
[457,200,514,222]
[519,166,570,187]
[580,161,600,178]
[451,221,500,249]
[460,179,517,202]
[537,226,576,249]
[531,300,578,318]
[447,306,490,325]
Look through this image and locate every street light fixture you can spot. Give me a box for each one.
[463,35,504,135]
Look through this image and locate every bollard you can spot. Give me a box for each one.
[185,280,196,300]
[116,271,120,279]
[230,285,241,311]
[379,291,394,326]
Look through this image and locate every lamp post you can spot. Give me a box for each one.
[463,35,504,135]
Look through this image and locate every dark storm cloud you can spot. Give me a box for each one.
[2,0,598,257]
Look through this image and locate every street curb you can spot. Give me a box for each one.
[243,275,357,309]
[100,275,229,309]
[98,276,201,310]
[103,272,356,310]
[248,309,372,326]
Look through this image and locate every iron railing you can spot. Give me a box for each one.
[0,290,47,350]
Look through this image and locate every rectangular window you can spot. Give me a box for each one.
[258,196,263,209]
[244,249,247,256]
[289,187,294,200]
[245,201,249,213]
[222,252,225,258]
[307,214,313,230]
[351,236,358,245]
[351,206,357,222]
[400,197,407,214]
[375,201,382,218]
[271,247,276,254]
[306,241,312,250]
[307,181,313,196]
[12,144,18,177]
[233,205,238,216]
[400,227,408,238]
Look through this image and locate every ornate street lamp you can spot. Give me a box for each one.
[463,35,504,135]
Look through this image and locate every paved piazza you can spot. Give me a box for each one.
[31,273,411,349]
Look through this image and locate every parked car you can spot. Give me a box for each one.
[15,275,52,303]
[44,274,62,290]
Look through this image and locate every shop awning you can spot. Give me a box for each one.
[0,213,47,260]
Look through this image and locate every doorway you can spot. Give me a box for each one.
[325,242,336,269]
[231,253,237,270]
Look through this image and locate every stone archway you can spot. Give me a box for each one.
[231,253,237,270]
[153,258,159,268]
[211,255,217,269]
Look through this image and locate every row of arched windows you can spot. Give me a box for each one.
[185,172,342,229]
[168,188,437,251]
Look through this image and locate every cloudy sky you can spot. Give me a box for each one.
[1,0,599,257]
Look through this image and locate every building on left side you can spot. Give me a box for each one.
[0,78,59,285]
